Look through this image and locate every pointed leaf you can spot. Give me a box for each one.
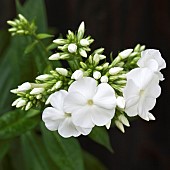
[24,40,38,54]
[89,126,113,153]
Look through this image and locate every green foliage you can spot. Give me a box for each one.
[89,126,113,153]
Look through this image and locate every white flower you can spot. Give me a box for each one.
[56,68,68,76]
[64,77,116,128]
[109,67,123,75]
[93,71,101,80]
[119,49,133,59]
[68,43,77,53]
[71,70,84,80]
[30,88,45,95]
[137,49,166,80]
[100,76,108,83]
[123,68,161,121]
[42,90,92,138]
[18,82,31,92]
[49,53,60,60]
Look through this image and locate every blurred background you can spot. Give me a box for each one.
[0,0,170,169]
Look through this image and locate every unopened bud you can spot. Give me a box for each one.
[16,99,26,108]
[80,62,87,69]
[18,82,31,92]
[118,115,130,127]
[55,81,62,89]
[49,53,60,60]
[10,89,18,94]
[115,120,125,133]
[25,101,32,111]
[80,39,89,46]
[148,113,155,120]
[93,71,101,80]
[71,70,83,80]
[53,39,66,45]
[105,121,111,129]
[12,98,22,106]
[79,48,87,57]
[119,49,133,59]
[93,54,100,65]
[36,74,53,81]
[36,94,42,99]
[30,88,45,95]
[77,21,85,40]
[56,68,68,76]
[109,67,123,75]
[100,76,108,83]
[68,43,77,53]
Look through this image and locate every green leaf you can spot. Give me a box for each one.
[24,40,38,54]
[83,151,107,170]
[0,140,10,161]
[37,33,54,39]
[0,109,40,139]
[20,131,57,170]
[89,126,113,153]
[41,124,84,170]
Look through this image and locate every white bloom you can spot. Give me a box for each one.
[68,43,77,53]
[49,53,60,60]
[100,76,108,83]
[30,88,45,95]
[64,77,116,128]
[137,49,166,80]
[109,67,123,75]
[123,68,161,121]
[42,90,92,138]
[116,96,125,109]
[56,68,68,76]
[80,39,89,46]
[18,82,31,92]
[71,70,84,80]
[119,49,133,59]
[93,71,101,80]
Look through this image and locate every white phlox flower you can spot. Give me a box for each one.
[137,49,166,80]
[64,77,117,128]
[123,68,161,121]
[42,90,92,138]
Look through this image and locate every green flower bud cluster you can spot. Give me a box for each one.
[7,14,36,36]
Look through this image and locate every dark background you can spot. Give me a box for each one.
[1,0,170,170]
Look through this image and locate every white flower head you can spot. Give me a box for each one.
[42,90,92,138]
[137,49,166,80]
[123,68,161,121]
[18,82,31,92]
[71,70,84,80]
[68,43,77,53]
[64,77,116,128]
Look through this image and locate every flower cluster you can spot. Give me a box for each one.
[9,19,166,138]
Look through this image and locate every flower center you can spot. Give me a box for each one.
[87,99,93,105]
[139,89,145,96]
[65,112,71,117]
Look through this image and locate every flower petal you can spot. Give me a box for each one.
[71,106,94,128]
[58,118,81,138]
[42,107,65,131]
[68,77,97,99]
[50,90,68,110]
[125,104,138,117]
[76,126,92,135]
[91,105,115,126]
[93,83,116,109]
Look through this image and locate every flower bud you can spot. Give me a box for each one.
[116,96,125,109]
[115,120,125,133]
[118,115,130,127]
[49,53,60,60]
[16,99,26,108]
[56,68,68,76]
[18,82,31,92]
[68,43,77,53]
[93,71,101,80]
[53,39,66,45]
[80,62,87,69]
[36,94,42,99]
[10,89,18,94]
[71,70,84,80]
[25,101,32,111]
[36,74,53,81]
[99,54,106,60]
[77,21,85,39]
[105,121,111,129]
[119,49,133,59]
[30,88,45,95]
[45,95,52,105]
[7,20,17,26]
[93,54,100,65]
[109,67,123,75]
[148,113,155,120]
[12,98,22,106]
[100,75,108,83]
[79,48,87,57]
[80,39,89,46]
[55,81,63,89]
